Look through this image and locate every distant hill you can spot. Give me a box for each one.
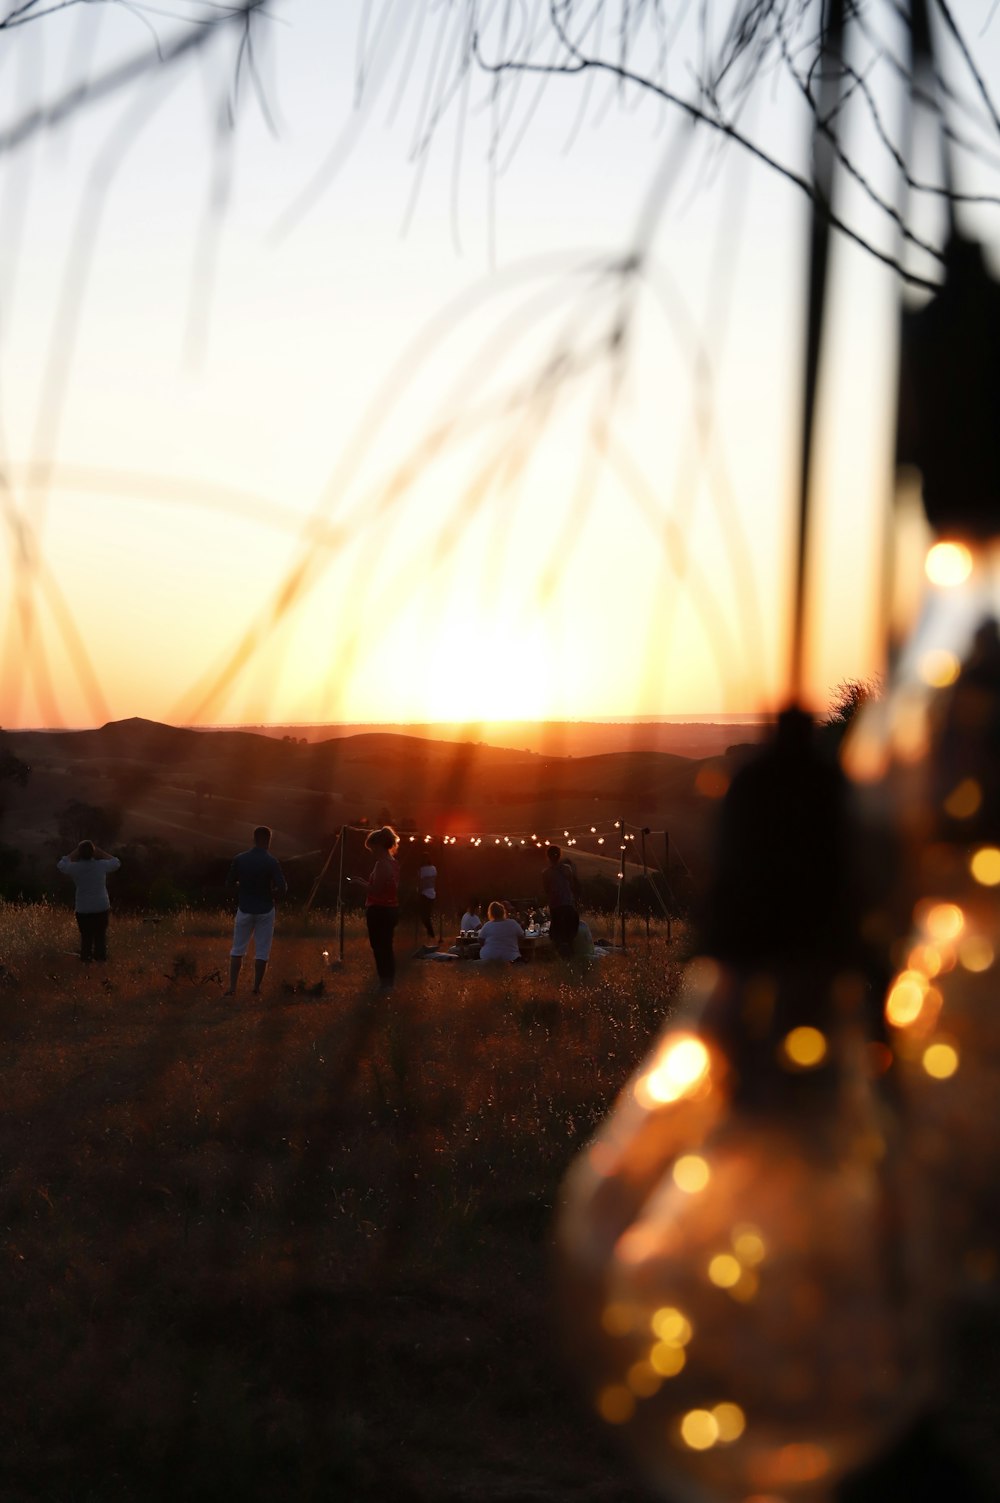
[205,718,769,760]
[2,718,750,891]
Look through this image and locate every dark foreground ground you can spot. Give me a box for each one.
[0,913,997,1502]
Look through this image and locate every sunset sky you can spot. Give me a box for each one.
[2,1,999,732]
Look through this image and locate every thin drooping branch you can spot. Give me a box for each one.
[0,0,271,157]
[473,23,941,288]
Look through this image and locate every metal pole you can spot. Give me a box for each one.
[641,826,650,946]
[304,827,340,912]
[619,818,627,950]
[664,831,672,944]
[337,824,347,964]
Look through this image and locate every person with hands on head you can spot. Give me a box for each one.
[57,839,122,963]
[225,825,287,998]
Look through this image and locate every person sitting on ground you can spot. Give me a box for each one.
[460,901,483,933]
[57,840,121,963]
[477,900,525,963]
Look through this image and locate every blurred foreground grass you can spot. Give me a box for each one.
[0,905,681,1502]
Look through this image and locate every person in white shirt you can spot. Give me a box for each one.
[417,858,437,940]
[460,901,483,933]
[477,900,525,963]
[57,840,122,962]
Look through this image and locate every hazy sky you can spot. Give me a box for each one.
[2,1,998,730]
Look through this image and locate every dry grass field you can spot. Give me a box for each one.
[1,904,996,1503]
[0,904,681,1503]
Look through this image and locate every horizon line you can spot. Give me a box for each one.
[13,711,775,733]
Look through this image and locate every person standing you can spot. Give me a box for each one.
[357,825,400,988]
[57,840,121,962]
[417,851,437,940]
[542,843,580,959]
[225,825,287,997]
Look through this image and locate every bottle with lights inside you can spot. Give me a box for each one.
[558,710,930,1503]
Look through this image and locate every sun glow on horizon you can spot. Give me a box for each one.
[0,4,909,736]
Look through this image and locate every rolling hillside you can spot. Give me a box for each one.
[2,718,741,894]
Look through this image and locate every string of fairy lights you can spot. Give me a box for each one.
[296,818,696,930]
[337,818,688,884]
[304,817,691,919]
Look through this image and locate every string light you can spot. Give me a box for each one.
[335,820,666,846]
[559,711,927,1503]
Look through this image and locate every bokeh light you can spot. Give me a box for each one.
[925,540,973,587]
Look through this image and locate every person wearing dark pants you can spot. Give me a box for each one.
[366,904,399,985]
[417,857,437,940]
[542,843,580,959]
[77,910,110,963]
[357,825,401,988]
[57,841,121,962]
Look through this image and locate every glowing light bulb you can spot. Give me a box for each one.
[557,961,927,1503]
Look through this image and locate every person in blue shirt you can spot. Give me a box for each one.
[224,825,287,997]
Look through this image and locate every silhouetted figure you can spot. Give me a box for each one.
[417,855,437,939]
[57,840,121,962]
[542,844,580,958]
[224,825,287,997]
[460,900,483,933]
[358,825,400,988]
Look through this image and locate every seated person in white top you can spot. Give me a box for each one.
[460,901,483,933]
[477,900,525,963]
